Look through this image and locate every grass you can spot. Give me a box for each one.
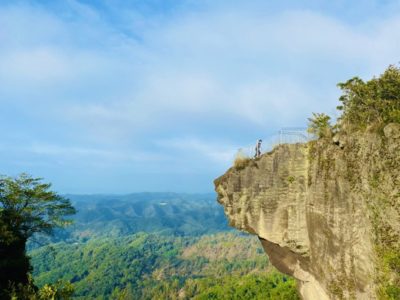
[233,150,251,170]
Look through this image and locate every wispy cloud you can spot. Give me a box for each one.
[1,0,400,192]
[156,137,239,164]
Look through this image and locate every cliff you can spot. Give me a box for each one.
[214,123,400,300]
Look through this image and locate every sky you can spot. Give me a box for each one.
[1,0,400,193]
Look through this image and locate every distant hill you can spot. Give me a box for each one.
[44,193,231,244]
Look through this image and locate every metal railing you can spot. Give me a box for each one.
[278,127,313,144]
[237,127,315,158]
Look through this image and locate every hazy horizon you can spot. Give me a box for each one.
[62,191,217,196]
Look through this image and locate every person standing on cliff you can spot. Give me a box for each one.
[254,139,262,158]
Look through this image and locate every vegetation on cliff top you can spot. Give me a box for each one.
[337,65,400,129]
[233,149,252,170]
[308,65,400,137]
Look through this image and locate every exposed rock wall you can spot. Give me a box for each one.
[214,123,400,300]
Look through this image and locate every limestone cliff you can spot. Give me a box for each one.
[214,123,400,300]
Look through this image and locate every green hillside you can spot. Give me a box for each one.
[25,193,300,299]
[30,232,299,300]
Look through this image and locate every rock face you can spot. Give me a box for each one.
[214,124,400,300]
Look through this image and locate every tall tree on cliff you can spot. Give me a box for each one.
[0,174,76,296]
[337,64,400,129]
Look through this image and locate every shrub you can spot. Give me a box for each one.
[307,113,332,138]
[233,149,251,170]
[4,277,73,300]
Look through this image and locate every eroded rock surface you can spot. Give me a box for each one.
[214,124,400,300]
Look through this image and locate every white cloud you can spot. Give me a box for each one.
[0,47,73,84]
[156,137,238,164]
[25,142,171,165]
[2,4,400,116]
[49,8,400,138]
[1,1,400,191]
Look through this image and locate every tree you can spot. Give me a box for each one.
[337,65,400,130]
[307,113,332,138]
[0,173,76,296]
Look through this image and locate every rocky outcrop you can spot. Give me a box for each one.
[214,123,400,300]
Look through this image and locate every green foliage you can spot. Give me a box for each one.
[0,174,76,297]
[0,173,76,240]
[30,232,300,299]
[38,281,74,300]
[191,272,299,300]
[384,284,400,300]
[287,176,295,184]
[307,113,332,138]
[337,65,400,130]
[308,65,400,140]
[4,276,73,300]
[376,244,400,300]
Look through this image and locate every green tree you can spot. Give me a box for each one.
[337,65,400,130]
[0,174,76,297]
[119,283,135,300]
[307,113,332,138]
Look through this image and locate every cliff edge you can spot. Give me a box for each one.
[214,123,400,299]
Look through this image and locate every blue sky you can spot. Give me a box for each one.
[1,0,400,193]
